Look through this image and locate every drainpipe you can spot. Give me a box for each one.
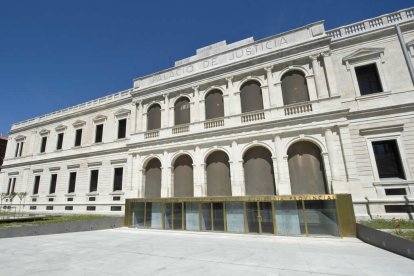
[395,24,414,86]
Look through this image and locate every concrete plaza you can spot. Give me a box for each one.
[0,228,413,275]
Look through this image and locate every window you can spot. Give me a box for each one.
[240,81,263,113]
[33,175,40,195]
[281,71,310,105]
[74,129,82,147]
[174,97,190,125]
[355,63,383,95]
[7,178,16,194]
[372,140,405,179]
[40,136,47,153]
[205,90,224,120]
[56,133,64,150]
[89,170,99,192]
[118,119,127,139]
[15,141,24,157]
[68,172,77,193]
[49,174,57,194]
[113,167,123,191]
[147,104,161,130]
[95,124,103,143]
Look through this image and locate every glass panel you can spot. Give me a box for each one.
[131,202,145,227]
[225,202,245,233]
[200,203,212,231]
[164,203,172,230]
[173,203,183,230]
[246,202,259,233]
[185,202,199,231]
[259,202,274,234]
[304,200,339,236]
[212,203,224,231]
[145,202,162,229]
[275,201,305,235]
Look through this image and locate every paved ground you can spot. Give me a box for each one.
[0,228,413,275]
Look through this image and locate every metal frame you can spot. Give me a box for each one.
[124,194,356,237]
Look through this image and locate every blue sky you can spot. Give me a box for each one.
[0,0,412,135]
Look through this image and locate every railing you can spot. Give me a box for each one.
[326,7,414,40]
[204,118,224,129]
[172,125,189,134]
[144,130,159,139]
[284,102,313,116]
[11,88,132,130]
[241,111,265,123]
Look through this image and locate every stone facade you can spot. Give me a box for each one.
[2,8,414,219]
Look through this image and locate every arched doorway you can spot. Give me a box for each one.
[174,97,190,125]
[281,70,310,105]
[147,104,161,130]
[173,155,194,197]
[206,151,231,196]
[144,158,162,198]
[205,90,224,120]
[287,141,327,194]
[243,146,275,195]
[240,81,264,113]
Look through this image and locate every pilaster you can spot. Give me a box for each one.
[310,54,329,99]
[322,51,339,97]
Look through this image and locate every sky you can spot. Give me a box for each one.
[0,0,413,135]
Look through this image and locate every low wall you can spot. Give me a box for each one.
[0,217,124,239]
[357,223,414,260]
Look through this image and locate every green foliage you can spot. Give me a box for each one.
[359,218,414,229]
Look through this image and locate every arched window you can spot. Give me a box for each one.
[174,97,190,125]
[243,146,275,195]
[144,158,162,198]
[287,141,327,194]
[206,151,231,196]
[281,70,310,105]
[147,104,161,131]
[240,81,263,113]
[173,155,193,197]
[205,90,224,120]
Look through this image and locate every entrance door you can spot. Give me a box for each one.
[246,202,274,234]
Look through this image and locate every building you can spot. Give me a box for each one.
[1,8,414,220]
[0,136,7,171]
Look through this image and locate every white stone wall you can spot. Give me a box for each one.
[2,9,414,219]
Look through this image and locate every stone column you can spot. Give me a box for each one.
[142,110,148,132]
[126,154,134,191]
[161,151,170,197]
[130,100,138,133]
[230,141,244,196]
[192,86,200,122]
[137,168,144,198]
[310,54,328,99]
[305,75,318,101]
[29,130,38,156]
[163,94,169,128]
[274,135,291,195]
[227,77,241,115]
[273,82,284,107]
[265,67,277,107]
[324,128,340,182]
[136,101,143,133]
[337,124,359,181]
[321,51,339,97]
[130,154,139,194]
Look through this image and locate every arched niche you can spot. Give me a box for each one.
[240,81,264,113]
[206,151,231,196]
[144,158,162,198]
[174,97,190,125]
[243,146,276,195]
[205,89,224,120]
[173,154,194,197]
[281,70,310,105]
[147,104,161,130]
[287,141,327,195]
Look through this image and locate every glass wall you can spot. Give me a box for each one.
[128,196,346,237]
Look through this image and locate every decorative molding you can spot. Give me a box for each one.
[110,158,127,165]
[93,115,107,123]
[49,167,61,171]
[55,124,67,132]
[342,48,385,70]
[114,108,131,117]
[14,134,26,141]
[8,171,19,176]
[359,124,404,136]
[33,169,44,173]
[39,129,50,136]
[67,164,80,170]
[88,161,102,167]
[72,120,86,128]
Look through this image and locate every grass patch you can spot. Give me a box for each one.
[392,230,414,241]
[359,219,414,229]
[0,214,113,228]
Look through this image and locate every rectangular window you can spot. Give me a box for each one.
[372,140,405,179]
[117,119,127,139]
[15,142,24,157]
[56,133,64,150]
[95,124,103,143]
[49,174,57,194]
[40,136,47,153]
[74,129,82,147]
[385,188,407,196]
[7,178,12,194]
[33,175,40,195]
[10,178,16,194]
[113,167,123,191]
[89,170,99,192]
[355,63,383,95]
[68,172,77,193]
